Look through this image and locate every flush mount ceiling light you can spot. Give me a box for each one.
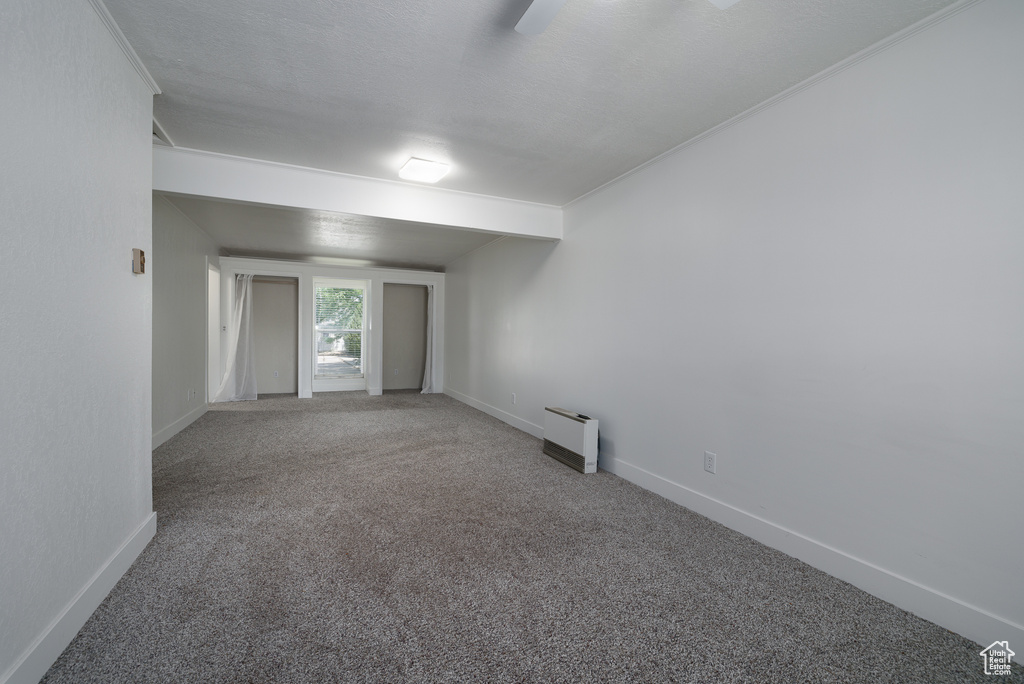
[399,158,450,183]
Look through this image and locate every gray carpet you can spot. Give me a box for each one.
[42,392,1020,683]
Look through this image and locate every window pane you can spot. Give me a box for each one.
[315,286,364,378]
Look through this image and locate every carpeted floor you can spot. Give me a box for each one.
[42,392,1020,683]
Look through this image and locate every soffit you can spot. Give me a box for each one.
[163,194,501,272]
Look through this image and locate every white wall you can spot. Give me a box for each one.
[253,279,299,394]
[444,0,1023,646]
[0,1,159,682]
[152,195,221,448]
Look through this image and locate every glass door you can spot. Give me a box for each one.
[312,279,367,391]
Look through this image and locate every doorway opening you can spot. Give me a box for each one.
[207,261,220,402]
[252,276,299,397]
[382,284,429,392]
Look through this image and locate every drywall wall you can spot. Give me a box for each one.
[253,279,299,394]
[444,0,1023,646]
[153,195,220,448]
[383,284,428,390]
[0,1,158,682]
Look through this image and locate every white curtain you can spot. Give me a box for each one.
[214,273,258,402]
[421,285,433,394]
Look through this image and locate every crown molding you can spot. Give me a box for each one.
[87,0,161,95]
[152,116,174,147]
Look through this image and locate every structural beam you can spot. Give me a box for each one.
[153,146,562,240]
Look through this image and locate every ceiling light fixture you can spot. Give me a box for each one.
[399,158,450,184]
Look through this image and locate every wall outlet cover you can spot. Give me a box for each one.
[704,451,717,474]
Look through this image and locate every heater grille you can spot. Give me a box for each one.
[543,439,586,473]
[543,406,598,473]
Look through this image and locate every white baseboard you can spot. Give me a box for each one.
[444,388,543,439]
[152,403,208,450]
[603,456,1024,648]
[1,512,157,684]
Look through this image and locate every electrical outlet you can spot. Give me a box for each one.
[394,368,399,375]
[512,392,517,405]
[704,451,717,474]
[273,370,279,378]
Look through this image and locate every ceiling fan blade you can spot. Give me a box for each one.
[515,0,569,35]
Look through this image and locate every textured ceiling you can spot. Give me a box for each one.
[163,195,501,271]
[108,0,957,206]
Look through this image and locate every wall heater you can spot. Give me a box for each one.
[543,407,598,473]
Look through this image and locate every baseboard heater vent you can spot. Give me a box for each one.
[543,407,598,474]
